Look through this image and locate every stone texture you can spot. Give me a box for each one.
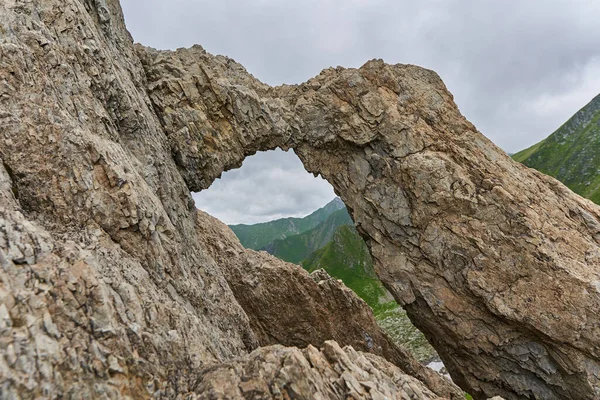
[196,210,463,399]
[0,0,459,399]
[0,0,599,399]
[139,45,600,399]
[196,341,446,400]
[0,1,259,396]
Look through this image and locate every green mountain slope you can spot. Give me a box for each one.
[513,93,600,203]
[263,208,353,264]
[229,197,344,250]
[301,224,437,361]
[302,225,388,310]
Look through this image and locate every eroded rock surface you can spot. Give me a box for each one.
[196,341,446,399]
[0,0,458,398]
[140,43,600,400]
[0,0,258,396]
[1,0,599,399]
[197,211,463,399]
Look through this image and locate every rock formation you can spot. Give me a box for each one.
[0,0,459,398]
[0,1,258,396]
[196,211,462,399]
[0,0,599,399]
[139,41,600,400]
[196,341,446,399]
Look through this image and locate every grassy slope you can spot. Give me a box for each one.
[301,224,437,361]
[264,208,353,264]
[229,197,344,250]
[231,199,437,362]
[302,225,386,309]
[512,139,546,163]
[513,93,600,203]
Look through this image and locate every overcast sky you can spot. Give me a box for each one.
[121,0,600,224]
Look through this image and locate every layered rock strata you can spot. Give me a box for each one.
[0,0,256,395]
[140,43,600,400]
[196,341,446,399]
[1,0,599,399]
[0,0,457,398]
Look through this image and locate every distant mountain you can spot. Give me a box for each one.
[263,208,353,264]
[232,197,437,362]
[229,197,344,250]
[513,93,600,203]
[302,224,389,310]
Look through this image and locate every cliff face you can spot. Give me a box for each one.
[0,0,459,398]
[139,47,600,400]
[0,0,258,396]
[1,1,599,400]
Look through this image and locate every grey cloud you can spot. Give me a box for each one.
[192,149,336,224]
[121,0,600,222]
[122,0,600,151]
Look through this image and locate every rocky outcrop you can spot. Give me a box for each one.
[1,0,599,399]
[139,44,600,400]
[196,341,446,399]
[0,0,458,398]
[196,210,463,399]
[0,0,258,396]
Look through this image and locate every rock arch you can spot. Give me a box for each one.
[2,0,599,397]
[139,45,600,399]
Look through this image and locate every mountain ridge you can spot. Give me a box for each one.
[229,197,344,249]
[262,207,353,264]
[513,93,600,203]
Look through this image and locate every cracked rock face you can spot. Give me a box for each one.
[140,41,600,400]
[196,341,447,399]
[0,0,458,399]
[196,210,463,399]
[0,0,598,399]
[0,0,259,396]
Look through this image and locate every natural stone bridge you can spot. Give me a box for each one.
[139,44,600,399]
[0,0,599,398]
